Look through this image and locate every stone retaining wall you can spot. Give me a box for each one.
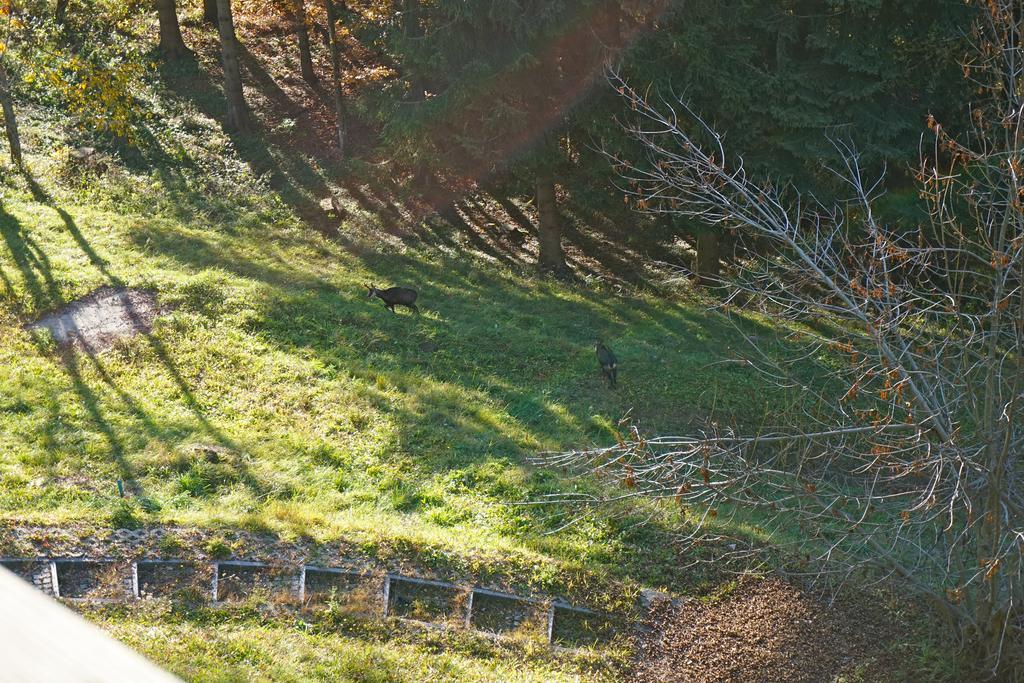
[1,555,622,648]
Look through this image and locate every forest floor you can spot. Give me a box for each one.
[0,9,964,682]
[632,577,951,683]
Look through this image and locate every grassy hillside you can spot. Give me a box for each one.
[0,89,789,600]
[83,602,615,683]
[0,20,932,679]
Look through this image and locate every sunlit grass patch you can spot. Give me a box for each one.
[0,101,801,612]
[85,604,617,682]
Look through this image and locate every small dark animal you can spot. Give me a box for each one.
[506,227,528,248]
[367,284,419,314]
[596,341,618,388]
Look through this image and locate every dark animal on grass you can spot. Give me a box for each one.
[366,284,419,314]
[596,341,617,388]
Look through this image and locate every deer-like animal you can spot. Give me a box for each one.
[595,341,617,388]
[366,284,419,314]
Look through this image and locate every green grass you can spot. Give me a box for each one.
[0,65,848,678]
[0,136,786,600]
[0,26,963,683]
[83,603,616,682]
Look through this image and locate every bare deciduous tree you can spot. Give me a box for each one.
[538,1,1023,675]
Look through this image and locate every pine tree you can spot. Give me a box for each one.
[620,0,971,187]
[606,0,972,282]
[376,0,633,272]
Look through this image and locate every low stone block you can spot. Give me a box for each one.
[55,560,130,600]
[215,562,300,603]
[550,603,620,648]
[469,589,548,639]
[386,575,466,625]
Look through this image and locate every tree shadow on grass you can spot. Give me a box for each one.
[156,58,338,235]
[5,177,265,499]
[237,44,305,120]
[126,217,792,462]
[336,169,682,291]
[0,205,65,312]
[1,201,801,594]
[0,204,143,488]
[148,28,681,293]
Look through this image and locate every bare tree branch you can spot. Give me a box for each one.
[538,1,1023,674]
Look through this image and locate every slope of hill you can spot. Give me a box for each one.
[0,13,960,681]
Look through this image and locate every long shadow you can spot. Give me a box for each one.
[49,344,141,487]
[448,201,520,267]
[237,44,304,119]
[115,117,213,227]
[156,58,338,235]
[0,205,143,488]
[493,194,536,235]
[560,207,643,284]
[0,215,63,313]
[338,177,409,236]
[0,260,15,300]
[458,196,528,263]
[12,176,258,491]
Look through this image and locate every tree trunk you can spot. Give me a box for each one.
[293,0,316,84]
[402,0,430,186]
[0,60,23,168]
[402,0,425,101]
[156,0,189,59]
[536,176,568,276]
[695,231,720,286]
[203,0,218,24]
[215,0,250,132]
[325,0,347,156]
[56,0,68,24]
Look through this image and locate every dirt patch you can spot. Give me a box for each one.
[29,287,160,352]
[632,577,899,683]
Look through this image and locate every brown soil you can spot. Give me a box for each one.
[632,576,900,683]
[28,287,160,353]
